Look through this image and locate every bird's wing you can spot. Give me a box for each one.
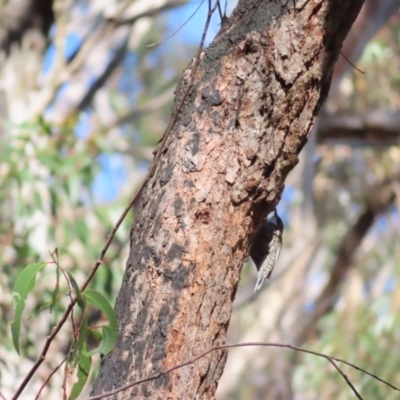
[266,235,282,279]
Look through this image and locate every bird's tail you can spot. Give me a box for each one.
[254,272,266,293]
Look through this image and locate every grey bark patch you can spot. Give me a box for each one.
[186,179,195,188]
[211,110,221,126]
[133,340,146,369]
[187,132,200,155]
[161,231,171,248]
[154,374,168,390]
[152,215,162,236]
[149,191,165,220]
[160,162,174,186]
[201,86,211,99]
[142,384,152,397]
[143,245,161,265]
[132,306,149,337]
[174,197,185,217]
[163,264,190,290]
[201,87,222,106]
[166,243,183,262]
[181,114,192,126]
[159,302,171,337]
[210,90,222,106]
[172,264,190,290]
[182,156,198,172]
[130,386,139,396]
[150,334,167,364]
[198,100,208,114]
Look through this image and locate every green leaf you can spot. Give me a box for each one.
[83,290,117,355]
[88,327,102,341]
[50,258,61,314]
[65,316,90,396]
[70,316,88,367]
[83,290,117,330]
[11,262,46,354]
[85,326,115,356]
[66,271,86,312]
[69,345,92,400]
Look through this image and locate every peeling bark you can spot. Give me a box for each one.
[91,0,364,398]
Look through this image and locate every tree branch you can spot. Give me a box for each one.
[87,342,400,400]
[317,110,400,146]
[294,175,397,345]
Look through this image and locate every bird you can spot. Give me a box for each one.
[249,209,284,292]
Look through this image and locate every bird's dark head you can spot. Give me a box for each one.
[268,209,284,231]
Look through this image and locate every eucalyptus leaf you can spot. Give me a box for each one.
[11,262,46,354]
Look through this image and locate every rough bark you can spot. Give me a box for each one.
[91,0,364,398]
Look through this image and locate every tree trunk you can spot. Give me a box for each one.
[91,0,364,398]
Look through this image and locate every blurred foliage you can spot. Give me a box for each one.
[0,0,197,397]
[291,16,400,400]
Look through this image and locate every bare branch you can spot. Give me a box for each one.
[35,356,68,400]
[77,36,129,111]
[31,0,189,118]
[87,342,400,400]
[318,110,400,146]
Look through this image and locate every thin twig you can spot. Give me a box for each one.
[35,356,68,400]
[340,51,365,74]
[62,362,68,400]
[11,1,218,398]
[34,0,175,116]
[146,0,205,48]
[328,353,400,392]
[326,358,362,400]
[85,341,400,400]
[49,251,77,338]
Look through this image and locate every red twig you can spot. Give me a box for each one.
[35,356,68,400]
